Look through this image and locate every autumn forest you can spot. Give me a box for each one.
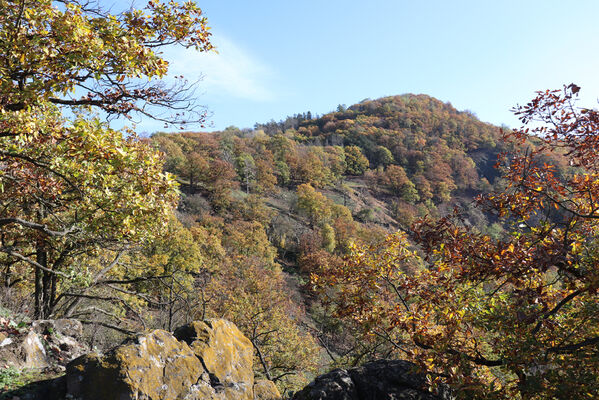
[1,1,598,399]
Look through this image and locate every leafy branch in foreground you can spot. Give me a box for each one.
[0,0,213,319]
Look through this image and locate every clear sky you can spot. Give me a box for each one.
[134,0,599,134]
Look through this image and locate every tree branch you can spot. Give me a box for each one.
[548,336,599,354]
[79,319,136,335]
[531,288,587,334]
[414,339,503,367]
[0,218,79,237]
[251,338,272,381]
[1,248,70,278]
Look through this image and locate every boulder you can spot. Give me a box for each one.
[0,318,87,371]
[173,319,255,400]
[32,319,84,340]
[2,318,281,400]
[32,319,87,367]
[66,329,203,400]
[292,360,452,400]
[64,319,259,400]
[253,379,282,400]
[21,330,49,368]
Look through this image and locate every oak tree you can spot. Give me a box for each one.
[0,0,212,318]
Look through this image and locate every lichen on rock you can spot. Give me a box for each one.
[62,319,275,400]
[1,318,282,400]
[254,379,282,400]
[174,319,255,400]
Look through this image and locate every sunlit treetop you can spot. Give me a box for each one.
[0,0,213,126]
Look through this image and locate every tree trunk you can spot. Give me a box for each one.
[34,244,46,319]
[42,266,52,318]
[34,242,56,319]
[167,276,174,332]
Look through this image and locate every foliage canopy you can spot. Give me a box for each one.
[315,85,599,399]
[0,0,212,318]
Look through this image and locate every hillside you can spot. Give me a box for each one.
[2,1,596,397]
[1,88,587,397]
[143,95,520,389]
[156,94,511,233]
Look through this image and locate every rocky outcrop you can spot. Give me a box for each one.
[63,319,279,400]
[173,319,255,399]
[0,318,88,372]
[3,319,453,400]
[292,360,452,400]
[253,380,282,400]
[66,329,203,400]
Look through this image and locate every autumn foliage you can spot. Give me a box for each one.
[0,0,214,319]
[315,85,599,398]
[4,3,596,396]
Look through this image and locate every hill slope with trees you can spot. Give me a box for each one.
[147,94,533,391]
[3,1,595,398]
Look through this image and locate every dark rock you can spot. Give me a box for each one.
[0,376,66,400]
[293,360,452,400]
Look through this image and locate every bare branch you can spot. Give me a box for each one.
[0,218,79,237]
[79,319,136,335]
[1,248,70,278]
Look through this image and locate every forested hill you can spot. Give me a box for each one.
[4,1,594,397]
[154,94,514,231]
[258,94,508,198]
[146,92,593,392]
[147,94,542,389]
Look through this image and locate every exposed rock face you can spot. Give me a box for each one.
[173,319,255,399]
[63,319,277,400]
[66,329,203,400]
[253,379,282,400]
[21,330,49,369]
[292,360,452,400]
[0,318,87,371]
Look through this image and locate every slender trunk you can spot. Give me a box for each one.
[3,263,11,287]
[167,276,174,331]
[34,262,42,318]
[48,273,57,316]
[200,289,206,320]
[251,338,272,381]
[34,201,50,319]
[34,243,46,318]
[42,265,52,318]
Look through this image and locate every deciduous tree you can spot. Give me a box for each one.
[0,0,213,318]
[315,85,599,399]
[344,145,370,175]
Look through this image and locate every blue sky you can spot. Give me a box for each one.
[134,0,599,134]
